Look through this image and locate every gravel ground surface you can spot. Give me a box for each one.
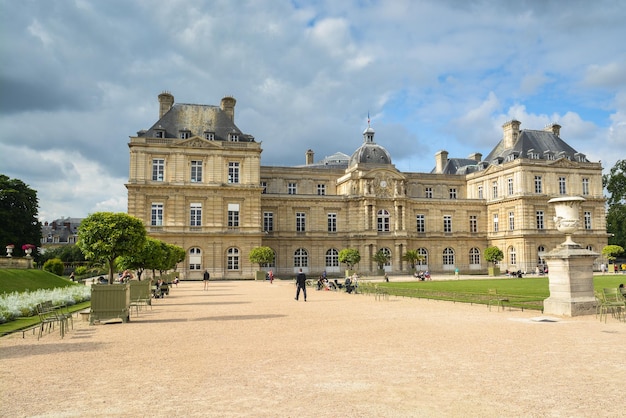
[1,277,625,417]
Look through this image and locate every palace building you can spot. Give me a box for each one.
[126,93,607,279]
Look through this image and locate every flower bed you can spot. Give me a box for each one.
[0,286,91,324]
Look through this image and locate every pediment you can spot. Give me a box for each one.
[547,157,578,168]
[481,164,503,175]
[174,136,220,148]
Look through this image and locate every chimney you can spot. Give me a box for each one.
[220,96,236,122]
[502,120,521,149]
[467,152,482,162]
[158,91,174,119]
[435,150,449,174]
[544,123,561,137]
[305,149,314,165]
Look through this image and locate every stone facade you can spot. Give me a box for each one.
[126,94,607,279]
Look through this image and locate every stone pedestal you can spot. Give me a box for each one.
[543,244,597,316]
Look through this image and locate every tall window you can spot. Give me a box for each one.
[294,248,308,267]
[263,212,273,232]
[288,183,297,195]
[537,246,546,266]
[449,188,457,199]
[534,176,543,194]
[469,248,480,265]
[227,203,239,228]
[536,211,544,230]
[228,162,240,184]
[425,187,433,198]
[190,160,202,183]
[152,159,164,181]
[469,215,477,233]
[508,211,515,231]
[584,211,592,230]
[509,247,517,265]
[317,184,326,195]
[296,212,306,232]
[443,215,452,233]
[151,203,163,226]
[492,181,498,199]
[190,203,202,226]
[416,214,425,233]
[326,248,339,268]
[261,181,267,194]
[478,186,483,199]
[327,213,337,232]
[507,178,514,195]
[189,248,201,270]
[582,178,589,196]
[559,177,567,194]
[380,248,392,267]
[443,248,455,265]
[493,213,499,232]
[377,209,390,232]
[227,247,239,270]
[417,248,428,267]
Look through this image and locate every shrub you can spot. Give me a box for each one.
[74,266,88,276]
[43,258,64,276]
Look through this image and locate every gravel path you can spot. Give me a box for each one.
[1,278,625,417]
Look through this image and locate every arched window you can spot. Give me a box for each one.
[226,247,239,270]
[189,247,201,270]
[443,248,455,265]
[294,248,308,267]
[469,248,480,265]
[325,248,339,267]
[537,246,546,266]
[377,209,390,232]
[509,247,517,265]
[417,248,428,266]
[380,247,392,267]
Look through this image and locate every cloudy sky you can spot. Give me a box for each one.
[2,0,625,222]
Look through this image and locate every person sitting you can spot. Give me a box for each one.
[317,277,325,291]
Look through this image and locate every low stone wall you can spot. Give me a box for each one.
[0,257,33,269]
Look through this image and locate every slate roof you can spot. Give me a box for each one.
[298,152,351,169]
[483,129,586,164]
[138,103,255,142]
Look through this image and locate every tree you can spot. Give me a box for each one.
[373,249,390,270]
[249,246,275,270]
[484,246,504,265]
[77,212,147,283]
[0,174,42,257]
[338,248,360,270]
[402,249,424,270]
[603,159,626,248]
[117,236,163,280]
[601,245,624,263]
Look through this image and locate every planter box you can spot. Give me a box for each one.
[130,280,152,306]
[488,267,501,276]
[255,271,266,281]
[90,284,130,324]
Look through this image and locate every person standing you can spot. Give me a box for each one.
[203,269,210,290]
[295,268,307,301]
[268,269,274,284]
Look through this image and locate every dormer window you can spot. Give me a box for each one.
[155,129,165,138]
[204,131,215,141]
[229,133,239,142]
[575,152,586,162]
[527,149,539,159]
[544,150,554,160]
[179,129,191,139]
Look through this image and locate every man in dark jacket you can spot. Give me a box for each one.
[295,268,307,302]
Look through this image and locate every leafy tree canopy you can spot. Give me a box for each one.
[604,159,626,248]
[601,245,624,261]
[484,246,504,264]
[373,249,390,269]
[402,249,424,269]
[338,248,360,270]
[249,246,275,269]
[0,174,42,257]
[77,212,146,283]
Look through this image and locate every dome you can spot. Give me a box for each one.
[348,126,392,167]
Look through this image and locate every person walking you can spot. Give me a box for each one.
[268,269,274,284]
[295,268,307,301]
[203,269,210,290]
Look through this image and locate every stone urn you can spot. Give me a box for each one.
[547,196,585,247]
[5,245,14,257]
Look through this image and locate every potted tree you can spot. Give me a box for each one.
[402,249,424,275]
[601,245,624,273]
[338,248,360,277]
[484,246,504,276]
[249,246,275,280]
[373,249,390,276]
